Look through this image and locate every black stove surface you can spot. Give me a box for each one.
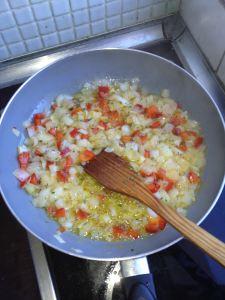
[1,41,225,300]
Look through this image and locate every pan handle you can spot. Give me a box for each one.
[121,273,157,300]
[120,257,157,300]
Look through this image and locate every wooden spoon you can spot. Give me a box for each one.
[84,150,225,267]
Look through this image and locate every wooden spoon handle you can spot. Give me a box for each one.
[137,184,225,267]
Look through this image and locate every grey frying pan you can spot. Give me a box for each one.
[0,49,224,261]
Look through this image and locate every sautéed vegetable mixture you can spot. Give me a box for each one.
[14,80,205,241]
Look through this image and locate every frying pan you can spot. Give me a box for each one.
[0,49,224,262]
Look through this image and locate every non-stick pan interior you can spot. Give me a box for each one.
[0,49,224,260]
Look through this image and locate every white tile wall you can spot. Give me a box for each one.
[0,0,180,61]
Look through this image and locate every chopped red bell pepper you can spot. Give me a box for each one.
[63,155,73,170]
[126,228,140,239]
[56,169,69,182]
[145,216,166,233]
[145,105,162,118]
[71,107,82,116]
[139,134,148,144]
[48,127,57,136]
[121,135,132,143]
[79,150,95,162]
[147,182,160,193]
[80,134,89,139]
[172,126,182,136]
[70,128,79,138]
[98,86,110,98]
[86,103,92,111]
[98,120,108,130]
[194,136,203,148]
[18,152,30,169]
[178,141,187,152]
[54,208,66,218]
[112,225,126,237]
[170,114,186,126]
[55,130,64,149]
[150,121,161,129]
[30,173,39,185]
[76,209,89,220]
[33,113,45,126]
[144,150,151,158]
[60,147,70,157]
[46,160,54,170]
[34,149,43,156]
[188,171,200,184]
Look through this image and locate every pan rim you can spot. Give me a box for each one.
[0,47,224,261]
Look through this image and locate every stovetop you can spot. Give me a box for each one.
[0,16,225,300]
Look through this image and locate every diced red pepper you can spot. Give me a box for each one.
[71,107,82,116]
[172,126,181,136]
[56,130,64,149]
[98,86,110,98]
[46,160,54,170]
[30,173,39,185]
[33,113,45,126]
[48,127,57,136]
[47,206,56,215]
[180,130,198,141]
[108,110,123,127]
[70,128,79,138]
[34,149,43,156]
[18,152,30,169]
[164,178,174,192]
[63,155,73,170]
[134,104,144,113]
[145,216,166,233]
[147,182,160,193]
[92,127,99,134]
[150,121,161,129]
[178,141,187,152]
[121,135,132,143]
[126,228,140,239]
[98,97,110,114]
[58,226,66,233]
[76,209,89,220]
[60,147,70,157]
[131,130,140,137]
[80,134,89,139]
[139,134,148,144]
[98,120,108,130]
[79,150,95,162]
[188,171,200,184]
[170,114,186,126]
[144,150,151,158]
[86,103,92,111]
[156,168,166,180]
[112,225,126,237]
[19,177,30,188]
[57,169,69,182]
[194,136,203,148]
[145,105,162,118]
[54,208,66,218]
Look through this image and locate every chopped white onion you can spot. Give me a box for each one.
[12,127,20,137]
[13,169,30,181]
